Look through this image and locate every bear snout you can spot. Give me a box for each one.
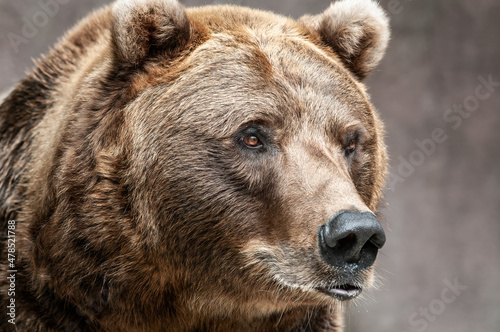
[318,211,386,271]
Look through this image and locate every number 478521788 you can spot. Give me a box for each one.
[7,220,16,269]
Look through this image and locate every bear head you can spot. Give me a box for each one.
[17,0,390,330]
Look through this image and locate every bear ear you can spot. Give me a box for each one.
[299,0,390,80]
[111,0,191,66]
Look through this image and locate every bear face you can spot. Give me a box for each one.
[0,0,390,331]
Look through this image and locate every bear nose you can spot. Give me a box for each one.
[318,211,386,270]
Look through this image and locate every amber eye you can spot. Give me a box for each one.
[346,141,356,154]
[244,135,263,149]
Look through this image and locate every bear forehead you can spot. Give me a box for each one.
[129,5,374,139]
[189,5,371,105]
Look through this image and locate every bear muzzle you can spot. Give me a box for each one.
[316,211,386,300]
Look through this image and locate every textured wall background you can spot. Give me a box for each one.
[1,0,499,331]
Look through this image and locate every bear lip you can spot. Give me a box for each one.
[316,284,362,301]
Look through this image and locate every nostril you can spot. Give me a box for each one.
[344,233,356,241]
[341,233,363,263]
[336,232,357,250]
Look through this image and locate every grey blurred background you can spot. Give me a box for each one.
[1,0,499,331]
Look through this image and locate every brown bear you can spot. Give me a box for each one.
[0,0,390,331]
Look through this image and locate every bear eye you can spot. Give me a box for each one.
[345,141,356,155]
[244,134,263,149]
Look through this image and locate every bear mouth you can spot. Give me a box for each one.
[316,284,362,301]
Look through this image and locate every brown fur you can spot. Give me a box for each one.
[0,0,390,331]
